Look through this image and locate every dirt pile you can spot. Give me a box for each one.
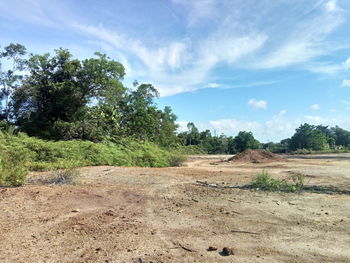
[228,149,285,163]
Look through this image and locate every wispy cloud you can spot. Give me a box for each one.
[253,0,345,69]
[1,0,349,97]
[248,99,267,110]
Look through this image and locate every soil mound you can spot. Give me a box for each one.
[228,149,285,163]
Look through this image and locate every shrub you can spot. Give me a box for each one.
[251,170,305,192]
[0,131,185,183]
[0,149,28,187]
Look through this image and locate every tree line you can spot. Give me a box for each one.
[1,43,349,154]
[178,122,350,153]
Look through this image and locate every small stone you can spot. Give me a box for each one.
[222,247,235,256]
[207,246,218,251]
[72,209,80,212]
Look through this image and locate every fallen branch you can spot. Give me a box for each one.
[231,210,243,215]
[171,241,196,252]
[196,180,241,189]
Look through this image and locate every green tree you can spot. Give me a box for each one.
[12,49,125,138]
[331,126,350,147]
[289,123,327,151]
[186,122,200,145]
[233,131,261,152]
[0,43,27,121]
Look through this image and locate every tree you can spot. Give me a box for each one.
[289,123,327,151]
[233,131,261,152]
[12,49,125,138]
[186,122,200,145]
[0,43,27,120]
[331,126,350,147]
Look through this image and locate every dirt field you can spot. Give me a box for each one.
[1,154,350,263]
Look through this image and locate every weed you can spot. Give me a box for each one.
[0,149,28,187]
[46,168,80,185]
[251,170,305,192]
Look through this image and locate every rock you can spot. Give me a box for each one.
[221,247,235,256]
[72,209,80,212]
[207,246,218,251]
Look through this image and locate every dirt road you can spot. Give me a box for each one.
[1,154,349,262]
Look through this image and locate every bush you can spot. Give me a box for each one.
[251,170,304,192]
[0,131,185,185]
[0,149,28,187]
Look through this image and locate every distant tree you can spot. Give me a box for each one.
[0,43,27,121]
[289,123,327,151]
[233,131,261,152]
[315,125,336,147]
[186,122,200,145]
[331,126,350,147]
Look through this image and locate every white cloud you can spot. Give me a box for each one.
[311,104,320,110]
[73,22,267,96]
[343,57,350,69]
[248,99,267,109]
[341,79,350,87]
[325,0,338,12]
[206,83,220,88]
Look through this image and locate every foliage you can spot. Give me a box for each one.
[0,136,28,186]
[233,131,261,152]
[289,123,327,151]
[0,43,27,121]
[251,170,305,192]
[178,122,261,154]
[0,132,186,175]
[12,49,126,139]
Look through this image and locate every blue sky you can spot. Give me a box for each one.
[1,0,350,142]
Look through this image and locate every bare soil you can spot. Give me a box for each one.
[1,154,350,263]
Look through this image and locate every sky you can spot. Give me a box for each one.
[1,0,350,142]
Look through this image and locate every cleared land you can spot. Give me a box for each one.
[1,154,350,262]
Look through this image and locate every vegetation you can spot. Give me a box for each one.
[1,43,350,187]
[251,170,305,192]
[46,168,81,185]
[0,43,185,186]
[178,124,262,154]
[0,131,183,171]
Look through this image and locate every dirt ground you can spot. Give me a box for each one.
[1,154,350,263]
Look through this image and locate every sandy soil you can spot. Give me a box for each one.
[1,154,350,263]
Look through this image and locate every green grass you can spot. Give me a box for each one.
[0,131,186,187]
[251,170,305,192]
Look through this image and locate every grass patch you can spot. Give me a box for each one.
[0,131,186,187]
[251,170,305,192]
